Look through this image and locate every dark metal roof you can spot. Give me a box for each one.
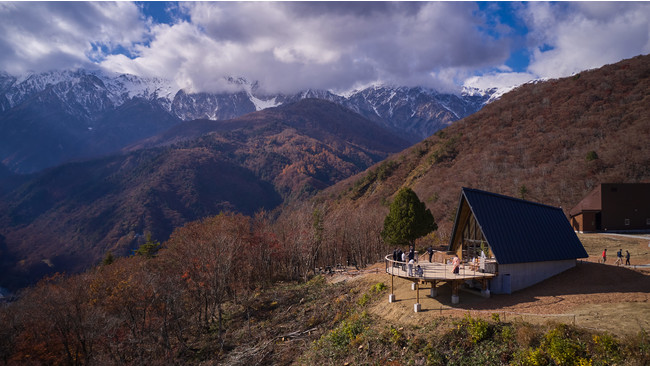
[454,188,588,265]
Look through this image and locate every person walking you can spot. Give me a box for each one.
[602,248,607,263]
[615,249,623,266]
[625,250,631,266]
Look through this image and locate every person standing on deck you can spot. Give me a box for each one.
[451,256,460,274]
[427,246,433,262]
[392,248,398,267]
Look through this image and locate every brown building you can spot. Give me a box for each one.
[569,183,650,232]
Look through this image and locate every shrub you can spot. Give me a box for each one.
[543,325,588,365]
[586,150,599,161]
[371,282,387,293]
[388,326,405,346]
[516,323,541,348]
[357,293,371,306]
[492,313,501,323]
[513,347,549,366]
[423,341,447,365]
[592,333,621,364]
[467,315,490,344]
[320,311,369,351]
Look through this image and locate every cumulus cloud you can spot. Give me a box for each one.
[1,2,649,95]
[464,2,650,91]
[99,2,511,94]
[0,2,147,75]
[524,2,650,78]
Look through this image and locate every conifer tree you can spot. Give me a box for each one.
[134,233,161,258]
[381,187,437,246]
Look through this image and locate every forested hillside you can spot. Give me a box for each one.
[310,54,650,243]
[0,99,408,291]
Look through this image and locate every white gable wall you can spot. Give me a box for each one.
[490,259,577,294]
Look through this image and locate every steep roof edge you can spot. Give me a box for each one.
[569,184,602,217]
[461,187,564,212]
[447,189,468,250]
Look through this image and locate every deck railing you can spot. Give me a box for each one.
[384,253,497,280]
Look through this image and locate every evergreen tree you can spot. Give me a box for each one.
[381,187,437,246]
[101,251,115,265]
[133,233,161,258]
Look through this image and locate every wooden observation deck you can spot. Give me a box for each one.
[385,254,497,312]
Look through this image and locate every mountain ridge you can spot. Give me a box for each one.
[0,69,496,173]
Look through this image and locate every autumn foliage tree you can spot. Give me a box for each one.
[164,213,251,339]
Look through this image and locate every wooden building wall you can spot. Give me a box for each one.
[601,183,650,231]
[571,212,598,232]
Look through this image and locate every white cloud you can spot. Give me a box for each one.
[100,2,511,94]
[524,2,650,78]
[465,2,650,91]
[464,71,537,91]
[1,2,649,95]
[0,2,147,75]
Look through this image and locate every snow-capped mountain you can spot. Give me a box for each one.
[0,69,178,117]
[0,70,182,173]
[0,69,496,173]
[340,86,490,141]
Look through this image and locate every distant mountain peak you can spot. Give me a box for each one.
[0,68,497,173]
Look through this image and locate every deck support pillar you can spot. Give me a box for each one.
[429,280,438,297]
[451,280,460,304]
[414,282,421,312]
[389,275,395,303]
[481,278,491,298]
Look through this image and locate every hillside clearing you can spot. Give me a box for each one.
[333,233,650,337]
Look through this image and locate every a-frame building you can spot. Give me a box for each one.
[449,188,588,294]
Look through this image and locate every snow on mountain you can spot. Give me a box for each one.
[103,72,180,110]
[0,69,497,132]
[0,69,181,117]
[0,69,498,151]
[339,85,493,141]
[250,95,281,111]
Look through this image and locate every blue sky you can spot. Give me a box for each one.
[0,2,648,94]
